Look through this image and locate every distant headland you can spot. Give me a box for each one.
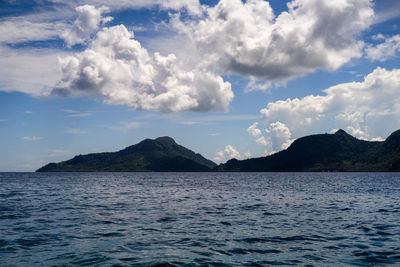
[36,129,400,172]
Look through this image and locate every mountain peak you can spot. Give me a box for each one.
[155,136,176,144]
[36,135,216,172]
[216,128,400,172]
[384,129,400,148]
[334,129,349,136]
[386,129,400,140]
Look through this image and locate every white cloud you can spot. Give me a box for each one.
[371,34,385,41]
[256,136,268,146]
[245,78,272,92]
[244,152,252,158]
[156,0,202,15]
[365,34,400,61]
[213,151,225,162]
[173,0,374,84]
[0,4,73,45]
[224,145,241,159]
[372,0,400,24]
[248,67,400,151]
[250,121,294,154]
[61,5,113,47]
[0,46,65,96]
[0,0,202,46]
[213,145,242,162]
[247,122,262,137]
[265,122,294,151]
[0,0,381,116]
[58,0,203,15]
[0,19,67,44]
[22,136,42,141]
[0,119,8,122]
[53,24,233,112]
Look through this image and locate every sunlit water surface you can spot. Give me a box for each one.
[1,172,400,266]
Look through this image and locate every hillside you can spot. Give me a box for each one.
[37,130,400,172]
[214,129,400,172]
[36,136,217,172]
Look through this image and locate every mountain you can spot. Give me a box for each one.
[36,130,400,172]
[36,136,217,172]
[214,129,400,172]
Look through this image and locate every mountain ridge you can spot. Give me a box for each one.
[36,136,216,172]
[36,129,400,172]
[214,129,400,172]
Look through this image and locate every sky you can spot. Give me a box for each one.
[0,0,400,171]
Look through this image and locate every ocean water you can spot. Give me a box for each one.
[1,173,400,266]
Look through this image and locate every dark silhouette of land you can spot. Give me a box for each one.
[216,129,400,172]
[36,129,400,172]
[37,136,216,172]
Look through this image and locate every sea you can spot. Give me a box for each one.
[1,172,400,266]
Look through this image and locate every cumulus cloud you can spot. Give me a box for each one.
[245,78,273,92]
[1,0,378,112]
[156,0,202,15]
[256,136,268,146]
[265,122,294,151]
[0,0,381,114]
[0,0,201,45]
[371,34,385,41]
[247,122,262,137]
[365,34,400,61]
[61,5,113,47]
[248,67,400,151]
[214,145,241,162]
[174,0,374,83]
[214,145,252,162]
[249,121,293,153]
[54,23,233,112]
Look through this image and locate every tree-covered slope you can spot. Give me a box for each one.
[36,136,216,172]
[215,129,400,172]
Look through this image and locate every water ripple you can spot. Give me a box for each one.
[0,172,400,266]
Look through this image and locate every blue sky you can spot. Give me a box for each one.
[0,0,400,171]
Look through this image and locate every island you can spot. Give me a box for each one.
[216,129,400,172]
[37,129,400,172]
[37,136,216,172]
